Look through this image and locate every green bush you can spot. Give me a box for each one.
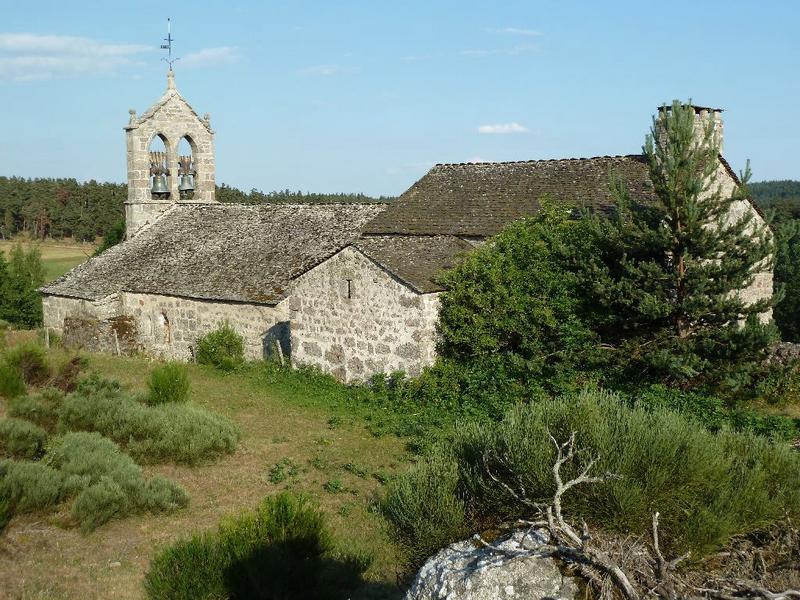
[0,418,48,459]
[0,244,45,329]
[383,388,800,567]
[4,343,50,385]
[146,362,190,405]
[9,388,64,432]
[436,205,603,399]
[144,492,369,600]
[635,384,798,440]
[0,459,63,513]
[58,374,239,464]
[0,362,26,399]
[47,431,188,531]
[380,447,465,566]
[195,322,244,372]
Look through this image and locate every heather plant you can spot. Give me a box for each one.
[8,388,64,432]
[383,388,800,568]
[144,492,369,600]
[58,374,239,464]
[4,342,50,385]
[0,362,25,399]
[46,432,189,531]
[0,459,63,513]
[146,362,190,405]
[195,322,244,372]
[0,418,48,459]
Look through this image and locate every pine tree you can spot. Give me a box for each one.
[586,100,778,390]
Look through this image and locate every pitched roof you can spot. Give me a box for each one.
[42,203,386,304]
[355,235,473,293]
[363,155,656,237]
[127,79,212,134]
[363,153,761,237]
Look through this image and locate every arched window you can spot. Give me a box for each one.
[149,134,170,199]
[177,136,196,200]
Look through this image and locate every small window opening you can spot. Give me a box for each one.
[346,279,353,299]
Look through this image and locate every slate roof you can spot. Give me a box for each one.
[355,235,473,293]
[363,154,755,237]
[363,155,655,237]
[42,203,386,304]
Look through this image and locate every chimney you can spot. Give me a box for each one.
[656,103,724,155]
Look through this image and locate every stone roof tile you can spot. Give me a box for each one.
[355,235,473,293]
[42,203,386,304]
[363,155,654,237]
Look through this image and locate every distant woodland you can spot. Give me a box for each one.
[750,179,800,219]
[0,175,796,242]
[0,177,394,242]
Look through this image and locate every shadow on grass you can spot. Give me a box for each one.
[223,539,403,600]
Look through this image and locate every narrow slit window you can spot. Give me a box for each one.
[346,279,353,299]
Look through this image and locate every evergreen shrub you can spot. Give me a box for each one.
[0,363,26,399]
[4,343,50,385]
[195,322,244,372]
[0,459,63,513]
[58,374,238,464]
[146,362,190,405]
[383,388,800,568]
[144,492,369,600]
[47,432,189,531]
[0,418,48,459]
[8,388,64,432]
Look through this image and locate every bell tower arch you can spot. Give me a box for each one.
[124,71,215,239]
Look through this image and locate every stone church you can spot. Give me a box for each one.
[40,73,773,382]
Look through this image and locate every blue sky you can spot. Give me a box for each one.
[1,0,798,196]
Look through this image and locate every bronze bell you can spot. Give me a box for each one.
[151,174,169,196]
[178,174,194,194]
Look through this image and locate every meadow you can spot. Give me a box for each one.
[0,239,95,283]
[0,339,409,600]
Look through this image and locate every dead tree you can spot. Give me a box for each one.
[476,430,798,600]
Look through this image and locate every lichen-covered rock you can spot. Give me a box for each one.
[405,530,578,600]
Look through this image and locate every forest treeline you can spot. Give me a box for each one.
[0,175,795,242]
[0,177,395,242]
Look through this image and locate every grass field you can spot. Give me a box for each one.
[0,344,410,600]
[0,239,96,283]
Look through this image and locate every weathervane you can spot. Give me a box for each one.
[160,18,179,71]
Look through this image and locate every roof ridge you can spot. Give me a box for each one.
[434,153,644,168]
[183,202,386,210]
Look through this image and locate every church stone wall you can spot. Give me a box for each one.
[287,246,440,382]
[42,294,121,332]
[713,164,774,316]
[120,292,287,361]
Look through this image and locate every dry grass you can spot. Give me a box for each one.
[0,239,96,283]
[0,350,409,600]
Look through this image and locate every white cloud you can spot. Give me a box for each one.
[0,33,237,82]
[477,122,529,134]
[0,33,150,56]
[297,64,360,76]
[0,32,150,81]
[180,46,239,69]
[489,27,542,37]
